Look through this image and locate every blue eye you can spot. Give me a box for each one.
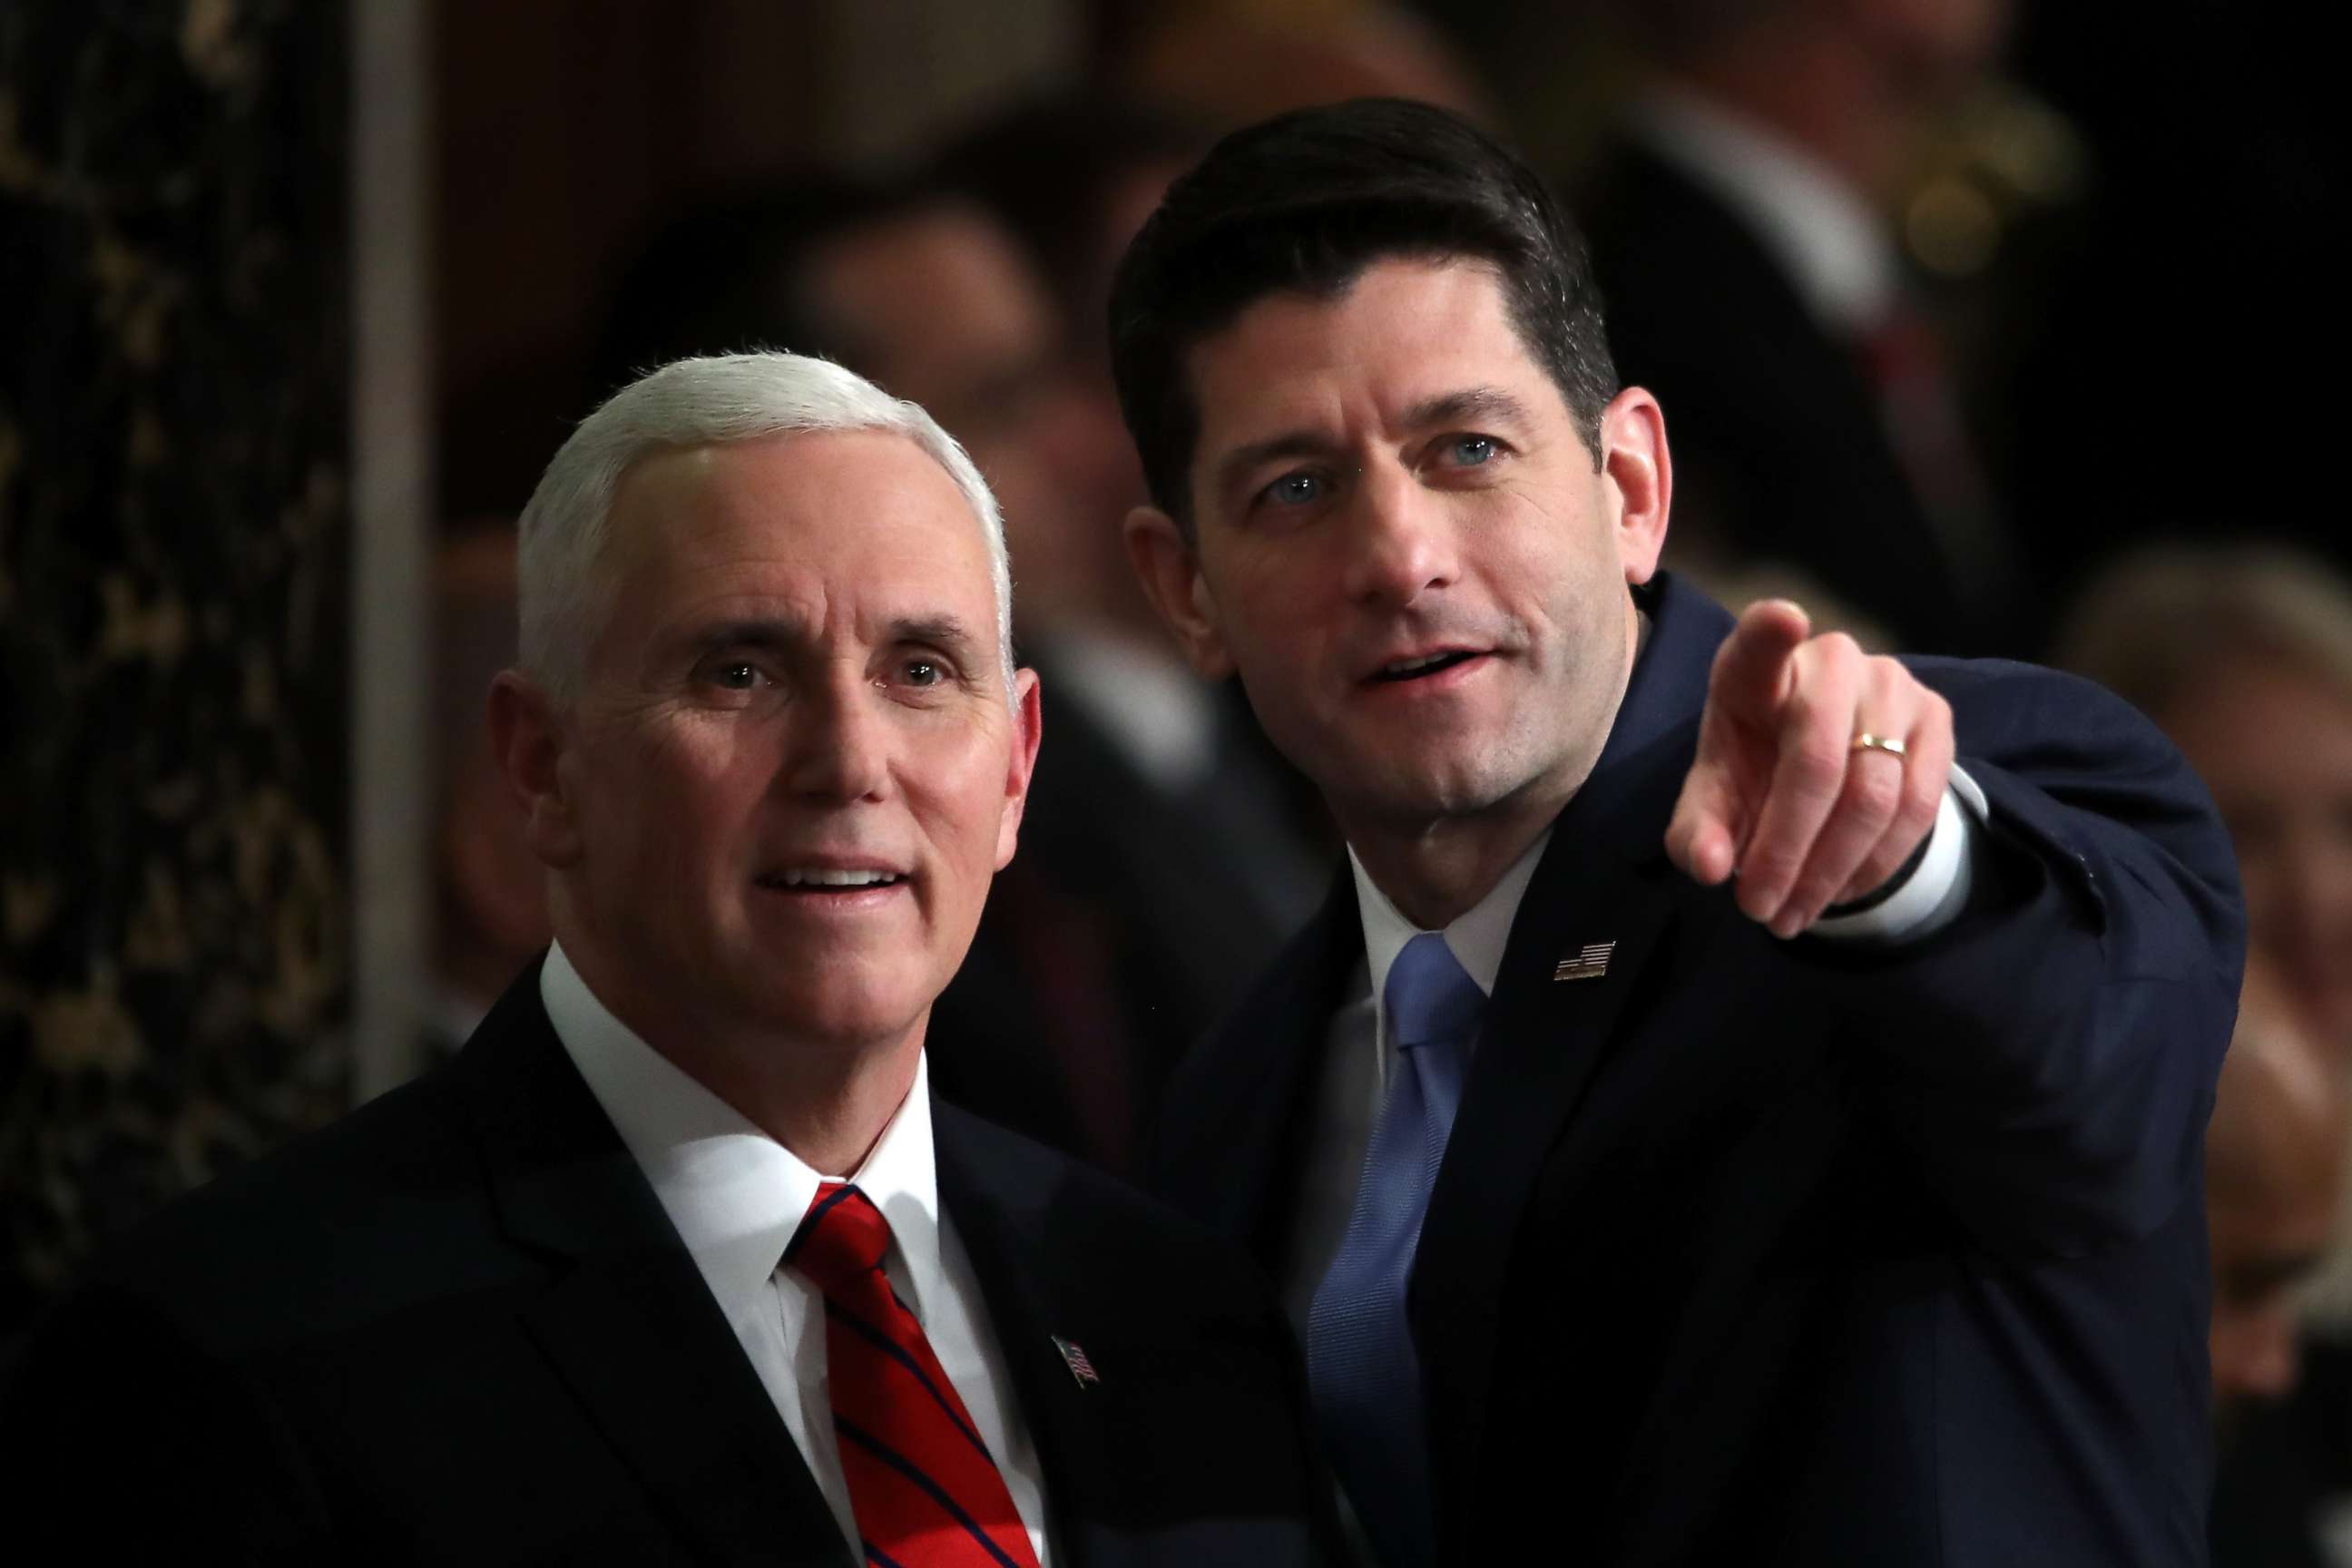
[904,660,943,687]
[1448,436,1498,466]
[1263,472,1327,507]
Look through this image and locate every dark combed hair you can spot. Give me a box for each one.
[1106,97,1619,524]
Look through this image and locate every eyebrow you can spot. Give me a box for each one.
[682,617,807,662]
[1398,385,1537,434]
[887,614,985,662]
[1211,385,1540,499]
[681,612,985,663]
[1214,430,1343,500]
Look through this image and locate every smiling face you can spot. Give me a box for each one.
[531,427,1038,1060]
[1129,258,1667,847]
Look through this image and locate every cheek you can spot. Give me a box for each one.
[593,727,762,881]
[1224,577,1338,701]
[908,730,1018,879]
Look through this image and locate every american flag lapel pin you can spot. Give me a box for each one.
[1051,1335,1102,1389]
[1553,940,1616,983]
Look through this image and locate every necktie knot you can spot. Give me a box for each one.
[1385,931,1484,1051]
[786,1181,890,1300]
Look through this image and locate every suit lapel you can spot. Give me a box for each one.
[1156,867,1362,1274]
[932,1104,1112,1561]
[460,975,852,1568]
[1410,581,1730,1524]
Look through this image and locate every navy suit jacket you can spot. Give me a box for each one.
[1155,577,2243,1565]
[3,967,1340,1566]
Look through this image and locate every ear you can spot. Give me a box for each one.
[487,669,585,869]
[1122,505,1237,680]
[994,666,1045,870]
[1598,386,1672,584]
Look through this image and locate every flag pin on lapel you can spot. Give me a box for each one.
[1052,1335,1101,1389]
[1553,940,1615,983]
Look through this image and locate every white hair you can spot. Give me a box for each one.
[515,351,1015,706]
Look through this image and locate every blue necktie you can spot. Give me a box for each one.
[1308,931,1484,1566]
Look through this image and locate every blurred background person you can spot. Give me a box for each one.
[1577,0,2023,655]
[2057,546,2352,1056]
[2201,959,2349,1568]
[1108,0,1489,133]
[426,524,549,1054]
[2059,545,2352,1567]
[2209,961,2349,1413]
[593,177,1062,447]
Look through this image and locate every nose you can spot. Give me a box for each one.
[1338,459,1457,609]
[780,669,892,804]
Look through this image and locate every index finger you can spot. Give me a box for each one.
[1709,600,1812,725]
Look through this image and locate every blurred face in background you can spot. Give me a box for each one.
[1855,0,2013,88]
[2162,657,2352,1053]
[809,202,1147,636]
[805,202,1058,430]
[2207,977,2347,1418]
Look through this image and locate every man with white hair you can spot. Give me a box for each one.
[0,353,1339,1566]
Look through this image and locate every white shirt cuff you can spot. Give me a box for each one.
[1810,762,1989,944]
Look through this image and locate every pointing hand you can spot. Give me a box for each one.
[1664,601,1955,938]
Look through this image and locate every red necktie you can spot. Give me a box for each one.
[787,1182,1043,1568]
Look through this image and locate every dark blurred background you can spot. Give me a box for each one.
[4,2,2347,1558]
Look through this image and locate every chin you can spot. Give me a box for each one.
[737,967,929,1052]
[1364,755,1533,818]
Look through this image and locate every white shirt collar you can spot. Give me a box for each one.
[1348,829,1552,1044]
[539,939,946,1327]
[1627,83,1897,335]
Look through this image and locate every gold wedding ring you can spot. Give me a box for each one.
[1850,732,1907,759]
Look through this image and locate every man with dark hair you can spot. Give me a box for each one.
[1112,100,1617,523]
[1111,98,2241,1566]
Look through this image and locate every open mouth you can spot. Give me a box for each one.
[1371,650,1482,683]
[756,869,908,892]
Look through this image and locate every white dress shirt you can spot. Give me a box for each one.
[1285,769,1989,1335]
[541,943,1055,1565]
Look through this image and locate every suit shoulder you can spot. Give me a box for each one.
[936,1102,1277,1304]
[1179,902,1352,1092]
[64,1062,494,1343]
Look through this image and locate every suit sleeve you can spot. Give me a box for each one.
[1820,658,2245,1260]
[0,1285,338,1559]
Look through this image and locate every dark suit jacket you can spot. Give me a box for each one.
[1156,576,2242,1566]
[932,651,1323,1177]
[1581,141,2020,655]
[3,967,1339,1566]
